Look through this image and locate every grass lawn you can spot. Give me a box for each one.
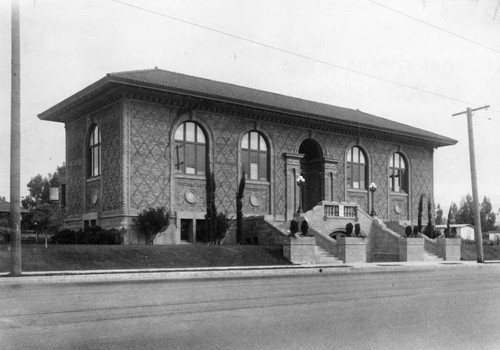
[461,242,500,261]
[1,242,498,273]
[0,244,291,272]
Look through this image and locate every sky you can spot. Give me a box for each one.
[0,0,499,214]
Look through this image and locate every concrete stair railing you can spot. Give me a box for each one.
[371,219,401,262]
[309,226,341,263]
[419,233,444,262]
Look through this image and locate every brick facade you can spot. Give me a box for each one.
[42,70,452,244]
[62,95,434,242]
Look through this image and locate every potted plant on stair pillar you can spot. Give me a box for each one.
[399,228,425,262]
[283,219,316,264]
[437,218,462,261]
[338,223,367,263]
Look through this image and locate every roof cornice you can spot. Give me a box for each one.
[38,70,458,148]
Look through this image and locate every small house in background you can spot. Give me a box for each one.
[0,198,28,216]
[435,224,475,240]
[0,198,28,241]
[488,232,500,241]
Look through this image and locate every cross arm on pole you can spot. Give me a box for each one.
[452,105,490,117]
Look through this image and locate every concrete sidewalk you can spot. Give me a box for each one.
[2,260,499,285]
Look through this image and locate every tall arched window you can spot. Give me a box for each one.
[88,125,101,178]
[346,146,367,189]
[174,122,206,175]
[389,152,408,193]
[241,131,269,181]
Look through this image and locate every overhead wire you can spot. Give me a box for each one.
[368,0,500,55]
[111,0,499,116]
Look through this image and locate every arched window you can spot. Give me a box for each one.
[389,152,408,193]
[241,131,269,181]
[346,146,367,189]
[88,125,101,178]
[174,122,206,175]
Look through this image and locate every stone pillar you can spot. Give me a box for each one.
[399,237,425,262]
[283,236,316,264]
[284,153,304,221]
[321,157,339,202]
[437,237,462,261]
[338,237,367,263]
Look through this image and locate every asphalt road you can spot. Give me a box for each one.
[1,266,500,350]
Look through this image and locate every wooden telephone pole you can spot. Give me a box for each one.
[452,105,489,263]
[10,0,22,276]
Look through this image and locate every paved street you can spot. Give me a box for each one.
[1,265,500,349]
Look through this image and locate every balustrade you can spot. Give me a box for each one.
[323,202,358,218]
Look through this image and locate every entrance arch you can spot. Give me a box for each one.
[299,139,323,212]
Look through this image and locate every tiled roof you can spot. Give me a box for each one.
[0,199,28,213]
[39,68,457,147]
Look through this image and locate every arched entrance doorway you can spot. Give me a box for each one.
[299,139,323,212]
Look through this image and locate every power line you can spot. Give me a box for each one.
[368,0,500,55]
[112,0,499,115]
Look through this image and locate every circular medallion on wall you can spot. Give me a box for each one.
[91,189,98,205]
[185,189,197,204]
[249,193,261,207]
[394,203,401,214]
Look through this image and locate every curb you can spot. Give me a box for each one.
[1,260,496,285]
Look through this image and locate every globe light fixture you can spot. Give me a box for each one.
[296,174,305,213]
[369,182,377,217]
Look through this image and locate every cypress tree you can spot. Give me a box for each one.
[418,194,424,233]
[205,171,217,243]
[236,170,246,244]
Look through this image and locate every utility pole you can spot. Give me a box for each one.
[10,0,22,276]
[452,105,489,263]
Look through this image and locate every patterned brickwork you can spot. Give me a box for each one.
[322,133,352,202]
[243,183,270,215]
[202,111,241,213]
[389,195,408,221]
[65,102,123,217]
[85,179,100,212]
[406,145,434,220]
[65,118,86,216]
[348,191,369,213]
[359,139,397,219]
[99,103,122,212]
[175,177,207,212]
[265,123,303,215]
[129,101,173,210]
[64,96,435,228]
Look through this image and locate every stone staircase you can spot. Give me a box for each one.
[423,246,444,262]
[314,245,342,264]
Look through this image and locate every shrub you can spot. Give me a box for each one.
[236,171,245,244]
[423,225,441,239]
[355,223,361,237]
[404,226,412,238]
[51,226,124,244]
[418,194,424,233]
[412,226,419,237]
[214,211,233,244]
[51,229,77,244]
[345,223,354,237]
[0,230,10,243]
[290,220,299,236]
[301,220,309,236]
[445,227,457,238]
[205,172,217,242]
[134,207,170,245]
